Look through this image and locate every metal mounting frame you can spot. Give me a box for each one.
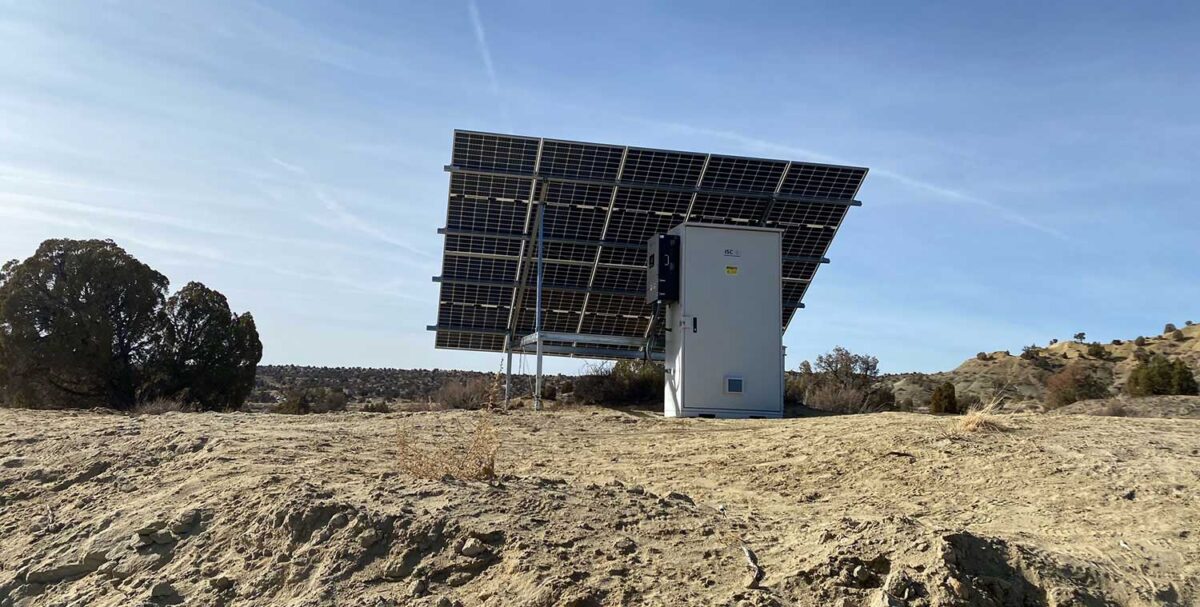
[433,130,870,412]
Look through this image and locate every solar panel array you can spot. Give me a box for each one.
[432,130,867,358]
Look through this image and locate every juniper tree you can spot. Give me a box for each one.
[0,239,261,410]
[0,239,167,408]
[143,282,262,411]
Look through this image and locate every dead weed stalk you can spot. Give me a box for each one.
[946,396,1010,437]
[396,416,499,481]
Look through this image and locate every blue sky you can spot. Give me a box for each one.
[1,1,1197,374]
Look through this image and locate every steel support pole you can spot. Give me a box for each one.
[504,347,512,408]
[534,204,545,411]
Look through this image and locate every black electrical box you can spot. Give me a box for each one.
[645,234,680,304]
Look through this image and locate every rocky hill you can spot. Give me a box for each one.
[889,323,1200,409]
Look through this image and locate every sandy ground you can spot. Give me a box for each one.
[1,406,1198,606]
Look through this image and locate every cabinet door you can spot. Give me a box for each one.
[680,226,780,412]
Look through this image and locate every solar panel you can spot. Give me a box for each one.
[430,130,867,359]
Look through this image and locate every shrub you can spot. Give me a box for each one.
[1110,339,1123,346]
[1171,330,1185,342]
[573,360,662,405]
[928,382,958,414]
[975,352,990,361]
[433,377,492,409]
[1044,364,1109,409]
[1126,355,1198,397]
[1073,332,1086,343]
[362,401,391,413]
[958,392,982,411]
[1049,338,1059,345]
[1020,345,1040,360]
[864,385,896,411]
[272,389,312,414]
[897,397,914,412]
[1133,348,1151,363]
[784,374,806,406]
[1086,342,1107,358]
[792,347,894,413]
[805,384,874,413]
[1164,323,1178,333]
[1133,336,1147,347]
[397,417,498,481]
[271,388,347,414]
[1187,320,1195,327]
[313,388,347,413]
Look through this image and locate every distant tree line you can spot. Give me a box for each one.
[0,239,261,411]
[250,365,575,404]
[788,346,895,413]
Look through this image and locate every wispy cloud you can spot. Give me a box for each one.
[467,1,497,94]
[0,191,432,268]
[467,0,512,131]
[869,168,1070,241]
[262,155,432,258]
[647,119,1069,241]
[650,120,843,165]
[268,155,306,175]
[0,162,276,212]
[0,203,425,302]
[313,189,430,257]
[0,204,228,262]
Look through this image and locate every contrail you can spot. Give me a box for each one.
[870,168,1070,241]
[262,154,433,258]
[649,119,1069,241]
[0,204,424,302]
[467,0,513,131]
[315,190,431,258]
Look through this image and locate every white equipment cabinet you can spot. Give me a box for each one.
[662,223,784,418]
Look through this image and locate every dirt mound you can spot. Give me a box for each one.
[0,411,751,606]
[777,515,1118,606]
[1,407,1196,605]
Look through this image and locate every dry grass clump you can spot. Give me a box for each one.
[133,398,185,415]
[1098,402,1128,417]
[394,401,451,413]
[397,417,498,481]
[361,401,391,413]
[950,401,1009,435]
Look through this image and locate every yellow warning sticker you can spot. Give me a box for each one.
[725,266,739,275]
